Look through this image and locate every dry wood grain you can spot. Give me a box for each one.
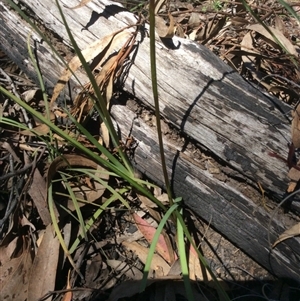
[0,0,293,198]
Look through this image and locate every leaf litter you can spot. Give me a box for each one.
[1,1,300,300]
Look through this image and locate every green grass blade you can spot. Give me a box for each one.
[277,0,300,24]
[65,112,129,175]
[140,202,179,292]
[69,190,127,254]
[177,207,195,301]
[48,180,83,278]
[175,211,231,301]
[54,0,133,175]
[148,0,173,204]
[71,168,131,209]
[241,0,298,67]
[26,33,51,122]
[60,173,88,242]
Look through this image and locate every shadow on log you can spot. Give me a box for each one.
[0,0,299,282]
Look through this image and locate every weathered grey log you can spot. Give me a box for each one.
[1,0,300,282]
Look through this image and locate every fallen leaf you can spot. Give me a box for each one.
[133,213,176,264]
[241,32,258,67]
[137,193,158,208]
[101,121,111,148]
[287,181,297,193]
[27,224,60,301]
[20,123,53,136]
[28,167,51,225]
[189,244,208,281]
[0,236,33,301]
[22,89,40,103]
[197,16,226,43]
[288,166,300,182]
[0,236,19,263]
[188,12,201,29]
[107,259,143,280]
[122,240,170,276]
[62,270,72,301]
[247,24,297,56]
[50,30,130,106]
[274,15,287,37]
[272,222,300,248]
[154,0,167,14]
[155,13,175,38]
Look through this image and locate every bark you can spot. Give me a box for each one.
[0,0,299,281]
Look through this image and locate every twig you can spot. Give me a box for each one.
[0,148,45,233]
[0,67,33,129]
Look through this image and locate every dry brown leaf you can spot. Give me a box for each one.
[106,70,114,106]
[81,52,117,107]
[188,12,201,29]
[291,103,300,148]
[137,193,158,208]
[155,13,175,38]
[62,270,72,301]
[28,224,60,301]
[287,181,297,193]
[106,259,143,280]
[176,24,185,38]
[20,123,50,136]
[70,30,136,136]
[101,121,111,148]
[20,111,55,136]
[197,16,226,43]
[132,213,176,264]
[187,243,229,294]
[247,24,297,56]
[288,166,300,182]
[122,240,170,276]
[231,17,249,27]
[20,214,35,230]
[28,167,51,225]
[50,30,130,106]
[188,28,198,41]
[241,32,257,65]
[22,89,40,103]
[0,237,33,301]
[274,15,287,36]
[272,222,300,248]
[189,245,208,281]
[154,0,167,15]
[0,236,19,263]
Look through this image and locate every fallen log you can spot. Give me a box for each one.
[0,0,299,281]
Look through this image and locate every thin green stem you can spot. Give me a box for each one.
[0,86,168,213]
[149,0,173,204]
[54,0,134,176]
